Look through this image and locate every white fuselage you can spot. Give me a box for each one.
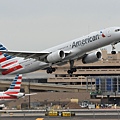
[0,92,17,104]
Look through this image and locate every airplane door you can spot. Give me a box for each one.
[107,30,111,37]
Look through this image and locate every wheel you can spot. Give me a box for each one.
[46,68,52,74]
[71,68,77,72]
[67,70,73,74]
[52,68,56,72]
[111,51,116,54]
[67,70,71,74]
[70,74,72,77]
[46,69,50,73]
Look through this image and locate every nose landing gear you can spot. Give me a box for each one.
[111,44,116,54]
[67,60,77,76]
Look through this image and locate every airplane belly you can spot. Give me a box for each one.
[17,61,48,74]
[19,63,40,73]
[64,48,84,60]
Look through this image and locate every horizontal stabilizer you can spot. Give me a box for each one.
[0,67,8,72]
[5,93,37,98]
[24,93,37,96]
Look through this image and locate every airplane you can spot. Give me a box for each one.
[0,74,36,105]
[0,26,120,75]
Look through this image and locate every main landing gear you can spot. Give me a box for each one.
[111,44,116,54]
[46,67,56,74]
[67,60,77,75]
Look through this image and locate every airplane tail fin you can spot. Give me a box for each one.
[0,43,8,51]
[0,43,13,63]
[4,74,22,95]
[0,44,23,75]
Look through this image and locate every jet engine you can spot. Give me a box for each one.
[46,50,65,63]
[17,93,25,98]
[82,51,102,64]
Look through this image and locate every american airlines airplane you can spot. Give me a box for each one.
[0,74,36,105]
[0,27,120,75]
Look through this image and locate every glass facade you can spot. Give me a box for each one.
[96,78,100,90]
[95,76,119,94]
[106,78,112,91]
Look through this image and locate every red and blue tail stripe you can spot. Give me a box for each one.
[0,44,23,75]
[0,44,7,50]
[0,44,13,63]
[0,53,13,63]
[5,74,22,94]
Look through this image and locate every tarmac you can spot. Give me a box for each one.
[0,113,120,120]
[1,109,120,120]
[0,116,119,120]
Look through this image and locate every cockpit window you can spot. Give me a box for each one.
[115,29,120,32]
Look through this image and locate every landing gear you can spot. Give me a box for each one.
[67,68,77,74]
[111,44,116,54]
[111,51,116,54]
[67,60,77,75]
[46,67,56,74]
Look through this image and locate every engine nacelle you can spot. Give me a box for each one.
[82,51,102,64]
[17,93,25,98]
[47,50,65,63]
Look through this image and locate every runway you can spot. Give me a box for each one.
[0,116,119,120]
[0,109,120,120]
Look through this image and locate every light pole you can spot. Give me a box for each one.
[44,99,48,111]
[28,79,30,109]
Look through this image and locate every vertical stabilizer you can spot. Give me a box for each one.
[5,74,22,94]
[0,44,23,75]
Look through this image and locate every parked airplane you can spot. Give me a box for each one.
[0,74,36,104]
[0,27,120,75]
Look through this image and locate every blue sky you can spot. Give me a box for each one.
[0,0,120,52]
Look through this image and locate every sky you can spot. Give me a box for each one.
[0,0,120,52]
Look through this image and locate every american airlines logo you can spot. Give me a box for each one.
[72,34,100,48]
[100,31,106,38]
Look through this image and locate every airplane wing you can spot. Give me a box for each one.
[0,50,49,59]
[0,50,71,62]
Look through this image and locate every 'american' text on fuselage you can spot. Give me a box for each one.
[72,34,100,48]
